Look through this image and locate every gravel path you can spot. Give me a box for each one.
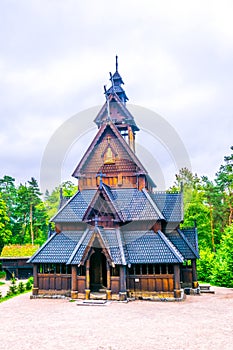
[0,287,232,350]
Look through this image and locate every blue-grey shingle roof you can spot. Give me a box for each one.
[29,226,195,266]
[110,188,163,221]
[121,230,184,264]
[51,190,96,223]
[28,231,84,263]
[149,192,183,222]
[181,228,199,258]
[166,229,199,259]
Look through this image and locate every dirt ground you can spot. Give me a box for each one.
[0,286,232,350]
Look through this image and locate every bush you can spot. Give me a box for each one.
[18,281,25,293]
[197,247,215,282]
[0,271,6,279]
[210,225,233,288]
[25,277,33,290]
[9,276,18,295]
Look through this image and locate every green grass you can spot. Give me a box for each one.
[0,290,31,303]
[0,281,5,286]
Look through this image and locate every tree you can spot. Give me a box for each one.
[44,181,77,219]
[0,194,12,253]
[15,178,48,245]
[215,146,233,226]
[211,224,233,287]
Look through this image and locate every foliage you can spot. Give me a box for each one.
[196,248,215,282]
[172,147,233,287]
[211,224,233,287]
[0,193,12,253]
[25,276,34,290]
[0,271,6,279]
[8,276,18,295]
[44,181,77,219]
[0,276,33,302]
[18,281,25,293]
[0,244,39,257]
[0,176,48,247]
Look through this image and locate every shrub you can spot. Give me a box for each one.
[18,281,25,293]
[9,276,18,295]
[25,277,33,290]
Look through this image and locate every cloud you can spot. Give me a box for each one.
[0,0,233,191]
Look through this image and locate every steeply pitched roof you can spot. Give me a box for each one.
[82,184,123,222]
[94,94,139,130]
[110,187,164,221]
[29,227,186,265]
[181,228,199,258]
[51,187,175,225]
[166,229,199,259]
[51,190,96,223]
[28,231,84,263]
[149,192,183,222]
[72,121,146,178]
[121,230,184,264]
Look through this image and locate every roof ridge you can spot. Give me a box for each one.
[157,230,184,263]
[177,228,199,258]
[115,228,127,265]
[50,190,80,222]
[67,228,90,265]
[142,188,165,220]
[27,232,57,263]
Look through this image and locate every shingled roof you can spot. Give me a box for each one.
[122,230,184,264]
[51,186,168,224]
[29,227,186,265]
[149,192,183,222]
[166,229,199,259]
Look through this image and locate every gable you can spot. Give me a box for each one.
[94,94,139,131]
[82,186,123,223]
[72,122,147,178]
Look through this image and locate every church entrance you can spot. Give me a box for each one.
[90,248,107,292]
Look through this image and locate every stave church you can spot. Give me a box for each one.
[28,57,199,300]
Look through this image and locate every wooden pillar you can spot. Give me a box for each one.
[173,264,181,298]
[106,263,112,300]
[107,263,111,290]
[85,260,90,299]
[71,265,78,299]
[32,264,39,295]
[119,265,127,300]
[192,259,198,288]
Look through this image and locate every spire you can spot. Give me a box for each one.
[116,55,118,71]
[105,56,128,103]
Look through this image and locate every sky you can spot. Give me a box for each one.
[0,0,232,193]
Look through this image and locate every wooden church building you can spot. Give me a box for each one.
[29,57,199,300]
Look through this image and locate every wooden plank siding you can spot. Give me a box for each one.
[127,274,174,293]
[38,274,71,291]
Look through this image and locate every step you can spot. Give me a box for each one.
[76,299,109,306]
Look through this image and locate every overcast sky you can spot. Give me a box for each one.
[0,0,232,193]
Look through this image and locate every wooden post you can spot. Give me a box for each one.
[32,264,39,295]
[107,263,111,290]
[71,265,78,299]
[119,265,127,300]
[192,259,198,288]
[173,264,181,298]
[106,262,112,300]
[85,260,90,299]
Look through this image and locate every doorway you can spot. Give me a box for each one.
[90,248,107,292]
